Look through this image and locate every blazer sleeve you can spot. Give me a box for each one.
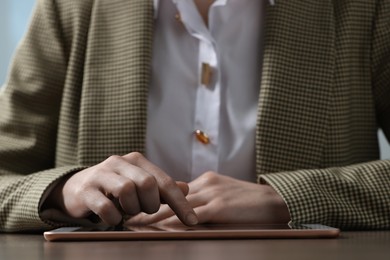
[0,0,83,232]
[259,0,390,230]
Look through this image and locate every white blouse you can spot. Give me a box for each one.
[146,0,274,182]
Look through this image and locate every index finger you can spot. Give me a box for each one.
[122,152,198,226]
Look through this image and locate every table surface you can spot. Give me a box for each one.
[1,231,390,260]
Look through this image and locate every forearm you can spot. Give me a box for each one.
[0,166,84,232]
[259,159,390,230]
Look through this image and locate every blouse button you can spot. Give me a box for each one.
[201,63,212,87]
[194,130,210,145]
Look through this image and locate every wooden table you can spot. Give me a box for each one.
[1,231,390,260]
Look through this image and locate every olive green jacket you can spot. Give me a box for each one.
[1,0,389,232]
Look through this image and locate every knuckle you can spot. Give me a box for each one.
[138,175,157,191]
[118,180,136,195]
[127,152,144,163]
[203,171,218,183]
[104,155,123,166]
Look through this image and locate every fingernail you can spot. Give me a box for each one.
[186,213,198,226]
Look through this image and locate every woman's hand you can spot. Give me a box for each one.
[46,152,198,226]
[126,171,290,225]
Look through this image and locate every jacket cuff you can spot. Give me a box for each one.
[37,166,87,228]
[258,169,330,226]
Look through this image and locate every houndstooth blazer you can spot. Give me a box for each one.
[0,0,389,232]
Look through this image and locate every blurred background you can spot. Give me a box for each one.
[0,0,35,85]
[1,0,390,159]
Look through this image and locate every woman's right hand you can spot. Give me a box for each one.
[47,152,198,226]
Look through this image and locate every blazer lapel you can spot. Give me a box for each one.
[256,0,335,174]
[78,0,154,165]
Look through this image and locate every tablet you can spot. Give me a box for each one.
[44,223,340,241]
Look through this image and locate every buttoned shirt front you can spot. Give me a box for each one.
[146,0,274,182]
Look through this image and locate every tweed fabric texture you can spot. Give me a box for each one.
[0,0,389,232]
[257,0,390,230]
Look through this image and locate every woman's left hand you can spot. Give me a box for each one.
[126,171,290,226]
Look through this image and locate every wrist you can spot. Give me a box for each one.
[261,184,291,223]
[41,176,69,212]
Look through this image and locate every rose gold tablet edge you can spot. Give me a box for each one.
[44,228,340,242]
